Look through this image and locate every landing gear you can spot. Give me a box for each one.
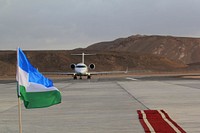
[73,75,91,80]
[73,75,77,80]
[87,75,91,79]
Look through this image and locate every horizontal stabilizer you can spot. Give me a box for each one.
[71,53,96,63]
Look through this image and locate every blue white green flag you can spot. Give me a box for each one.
[16,48,61,109]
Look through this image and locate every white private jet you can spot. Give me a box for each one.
[43,52,128,79]
[69,53,128,79]
[70,53,96,79]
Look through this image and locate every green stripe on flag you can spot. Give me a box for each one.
[19,85,61,109]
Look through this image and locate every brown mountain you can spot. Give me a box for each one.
[0,49,186,76]
[2,34,200,76]
[86,35,200,64]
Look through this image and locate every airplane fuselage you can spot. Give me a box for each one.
[74,63,88,76]
[72,63,92,79]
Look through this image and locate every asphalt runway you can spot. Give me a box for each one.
[0,75,200,133]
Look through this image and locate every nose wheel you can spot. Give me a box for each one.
[87,75,91,79]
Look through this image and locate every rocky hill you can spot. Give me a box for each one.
[1,34,200,76]
[86,35,200,64]
[0,49,187,76]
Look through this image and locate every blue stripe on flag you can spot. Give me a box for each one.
[18,48,53,88]
[18,48,30,73]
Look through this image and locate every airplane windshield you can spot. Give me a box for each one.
[76,65,86,68]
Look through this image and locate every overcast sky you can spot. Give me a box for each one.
[1,0,200,50]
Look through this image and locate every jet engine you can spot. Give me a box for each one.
[70,64,76,70]
[89,63,95,69]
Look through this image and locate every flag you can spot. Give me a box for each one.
[16,48,61,109]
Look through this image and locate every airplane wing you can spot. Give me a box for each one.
[42,72,75,75]
[90,70,128,75]
[43,67,128,76]
[90,67,128,75]
[43,70,127,75]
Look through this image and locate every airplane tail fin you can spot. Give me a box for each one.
[71,53,96,63]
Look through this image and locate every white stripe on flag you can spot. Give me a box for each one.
[27,82,59,92]
[17,67,29,88]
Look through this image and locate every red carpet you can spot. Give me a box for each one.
[137,110,186,133]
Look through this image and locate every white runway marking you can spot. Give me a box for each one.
[126,77,138,81]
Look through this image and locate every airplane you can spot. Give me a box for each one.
[69,53,128,79]
[43,52,128,79]
[70,53,96,79]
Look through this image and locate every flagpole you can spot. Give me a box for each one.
[18,97,22,133]
[17,47,22,133]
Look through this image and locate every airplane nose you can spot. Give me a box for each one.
[76,68,86,74]
[80,69,86,73]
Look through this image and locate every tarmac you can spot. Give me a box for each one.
[0,75,200,133]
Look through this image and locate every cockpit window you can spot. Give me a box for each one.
[76,65,86,68]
